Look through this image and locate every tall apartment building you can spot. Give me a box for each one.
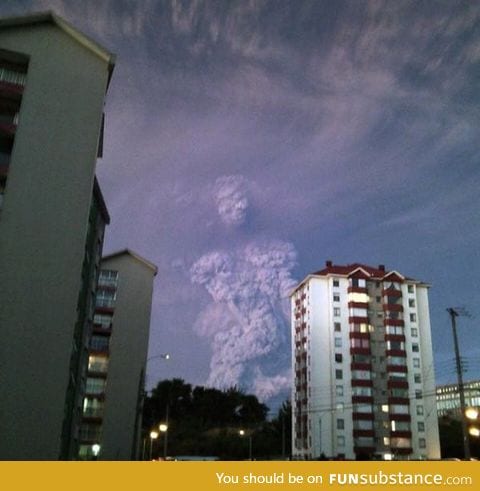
[0,13,114,459]
[79,250,158,460]
[291,261,440,460]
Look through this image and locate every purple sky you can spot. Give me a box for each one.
[4,1,480,409]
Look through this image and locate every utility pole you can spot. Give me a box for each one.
[447,307,470,460]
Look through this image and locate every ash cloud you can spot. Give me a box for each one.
[190,240,296,402]
[214,175,249,226]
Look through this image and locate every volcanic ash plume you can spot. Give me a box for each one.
[190,240,297,402]
[213,175,249,226]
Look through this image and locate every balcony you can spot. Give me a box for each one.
[351,379,373,387]
[383,304,404,312]
[383,318,404,327]
[382,287,402,297]
[0,67,27,86]
[82,407,104,419]
[348,286,368,294]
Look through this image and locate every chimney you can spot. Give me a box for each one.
[326,260,332,267]
[378,264,385,272]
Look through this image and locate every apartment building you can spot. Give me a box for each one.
[291,261,440,460]
[0,12,114,459]
[437,380,480,419]
[79,250,157,460]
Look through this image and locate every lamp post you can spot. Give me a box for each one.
[135,353,171,460]
[149,430,158,460]
[447,308,470,460]
[159,422,168,460]
[239,430,252,460]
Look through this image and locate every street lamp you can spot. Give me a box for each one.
[91,444,101,460]
[466,408,479,420]
[135,353,171,460]
[239,429,253,460]
[149,430,159,460]
[468,427,480,438]
[159,423,168,459]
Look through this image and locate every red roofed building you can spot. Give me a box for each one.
[291,261,440,460]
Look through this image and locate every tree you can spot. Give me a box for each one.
[142,379,270,459]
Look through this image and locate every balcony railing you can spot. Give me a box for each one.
[0,67,26,86]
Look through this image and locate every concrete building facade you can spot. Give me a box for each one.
[79,250,157,460]
[0,13,114,459]
[291,261,440,460]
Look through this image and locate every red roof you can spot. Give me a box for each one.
[312,262,412,280]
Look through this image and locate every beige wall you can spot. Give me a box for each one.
[0,23,110,459]
[99,254,156,460]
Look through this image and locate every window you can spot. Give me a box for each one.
[79,423,102,441]
[414,373,422,384]
[387,340,405,351]
[352,370,371,380]
[351,354,371,364]
[334,337,342,348]
[352,386,372,397]
[335,353,343,363]
[350,307,368,317]
[335,369,343,380]
[336,402,344,411]
[386,325,404,335]
[333,294,340,302]
[86,378,106,395]
[351,278,366,288]
[413,358,420,368]
[334,307,341,317]
[90,335,109,352]
[93,313,113,329]
[353,403,372,413]
[351,323,372,333]
[419,438,426,449]
[337,419,344,430]
[88,355,108,373]
[98,269,119,288]
[351,338,370,349]
[389,371,407,381]
[337,435,345,447]
[415,390,423,400]
[348,292,369,303]
[353,419,373,430]
[391,420,410,432]
[412,343,419,352]
[336,385,344,397]
[390,404,409,415]
[418,422,425,432]
[408,285,414,293]
[408,299,415,308]
[417,405,424,415]
[391,437,411,448]
[334,322,341,332]
[410,313,417,322]
[390,388,408,398]
[82,398,104,418]
[376,296,381,303]
[411,328,418,337]
[96,289,116,308]
[387,356,407,366]
[333,279,340,287]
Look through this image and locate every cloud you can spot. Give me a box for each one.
[190,239,297,402]
[214,175,249,227]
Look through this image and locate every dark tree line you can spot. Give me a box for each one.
[142,378,291,460]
